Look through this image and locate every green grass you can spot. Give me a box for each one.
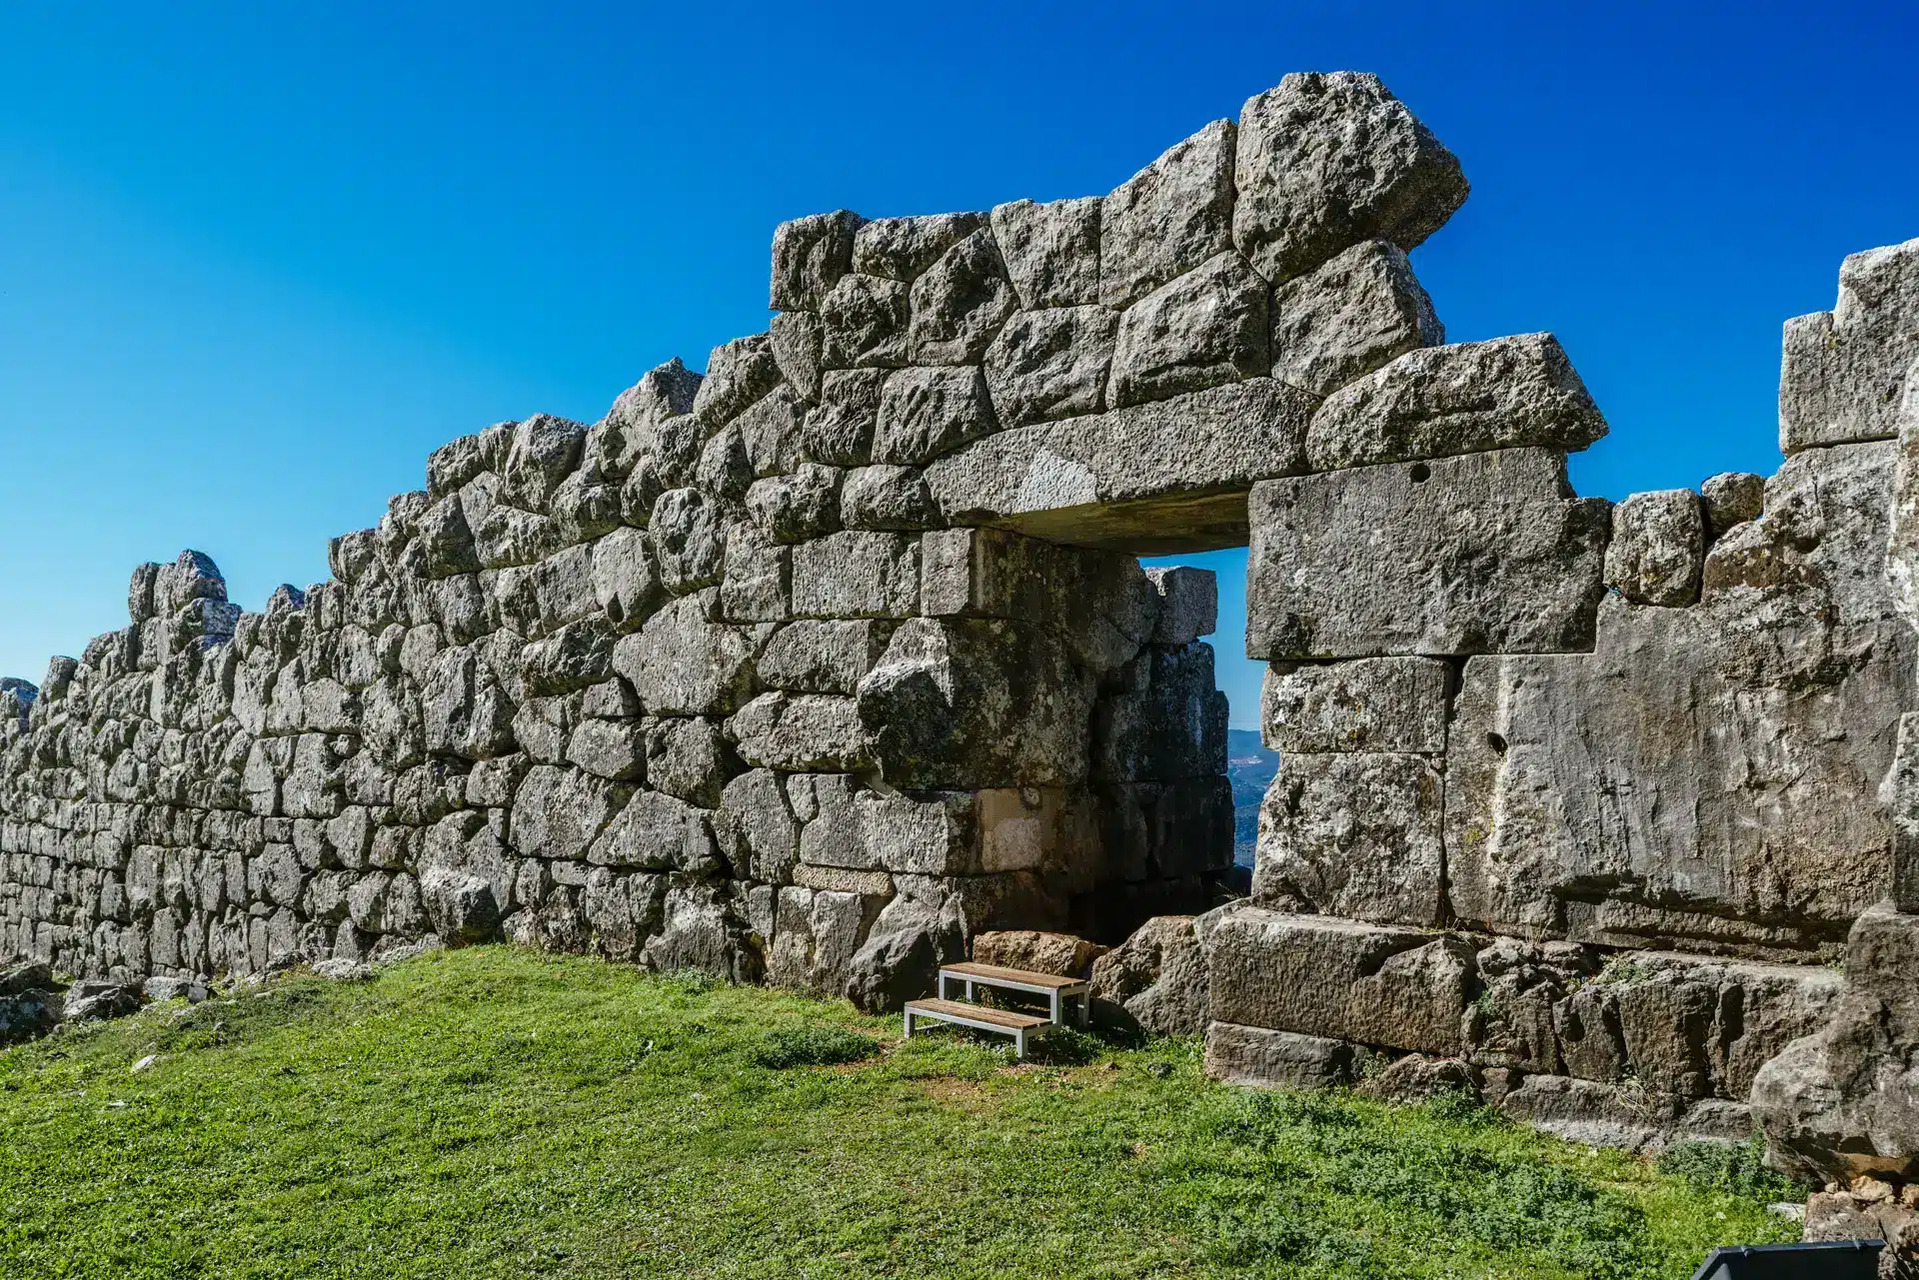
[0,946,1795,1279]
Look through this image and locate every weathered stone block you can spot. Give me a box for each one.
[1700,470,1764,541]
[1108,252,1269,408]
[907,228,1017,366]
[839,465,937,532]
[801,368,886,467]
[983,305,1118,428]
[611,593,757,717]
[873,366,998,466]
[643,716,732,809]
[1101,119,1235,308]
[1260,657,1450,754]
[1270,239,1443,396]
[790,532,920,619]
[857,616,1094,789]
[990,196,1100,310]
[744,465,842,545]
[1780,237,1919,452]
[1251,752,1444,926]
[1092,645,1228,782]
[1605,489,1703,607]
[1203,905,1471,1055]
[926,379,1316,554]
[1233,72,1467,284]
[769,210,862,311]
[1247,448,1609,659]
[755,619,894,695]
[1143,566,1217,646]
[818,274,909,370]
[726,692,869,772]
[1204,1022,1356,1090]
[1304,334,1607,472]
[852,213,984,282]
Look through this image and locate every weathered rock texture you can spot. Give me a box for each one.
[4,70,1916,1186]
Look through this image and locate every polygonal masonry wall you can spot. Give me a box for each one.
[4,69,1919,1183]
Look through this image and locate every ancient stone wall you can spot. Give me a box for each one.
[5,68,1918,1182]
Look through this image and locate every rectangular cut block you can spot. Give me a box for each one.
[924,379,1315,554]
[791,532,920,619]
[1203,905,1471,1055]
[1779,237,1919,453]
[1250,752,1444,927]
[1203,1022,1355,1090]
[1246,447,1609,659]
[920,526,1156,674]
[1261,657,1450,753]
[1092,645,1228,782]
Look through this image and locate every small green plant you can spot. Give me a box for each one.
[1596,955,1652,986]
[748,1024,879,1069]
[1656,1136,1807,1204]
[1029,1025,1102,1066]
[1424,1086,1505,1128]
[1473,987,1509,1022]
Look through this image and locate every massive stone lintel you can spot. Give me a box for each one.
[922,379,1315,553]
[1246,447,1610,659]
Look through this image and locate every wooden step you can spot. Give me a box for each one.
[939,961,1088,992]
[903,998,1052,1058]
[907,997,1050,1030]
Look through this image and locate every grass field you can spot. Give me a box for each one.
[0,946,1798,1279]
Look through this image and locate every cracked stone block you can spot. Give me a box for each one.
[1101,118,1236,308]
[908,228,1018,366]
[1260,657,1450,754]
[1107,252,1270,408]
[1604,489,1703,607]
[1780,237,1919,452]
[1233,71,1467,284]
[873,366,998,466]
[982,305,1118,428]
[1247,447,1610,659]
[770,210,863,311]
[990,196,1100,309]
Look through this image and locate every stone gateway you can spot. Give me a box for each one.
[4,70,1918,1192]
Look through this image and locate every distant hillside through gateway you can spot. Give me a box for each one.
[1227,728,1277,867]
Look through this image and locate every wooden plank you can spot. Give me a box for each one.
[940,961,1087,991]
[905,997,1050,1030]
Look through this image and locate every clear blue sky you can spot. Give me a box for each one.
[3,2,1915,728]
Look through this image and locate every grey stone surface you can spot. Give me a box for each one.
[744,464,842,545]
[925,379,1316,553]
[839,465,938,532]
[1447,443,1912,953]
[990,197,1100,310]
[1270,239,1443,396]
[1247,447,1610,659]
[1233,71,1468,284]
[1260,657,1450,754]
[770,210,862,311]
[873,366,998,466]
[755,620,894,695]
[1251,751,1445,926]
[1107,252,1269,408]
[611,593,756,717]
[907,228,1018,366]
[819,274,910,369]
[1090,915,1209,1036]
[1143,566,1217,646]
[1204,1022,1356,1090]
[1204,905,1472,1055]
[1701,471,1765,541]
[1100,119,1236,308]
[982,305,1119,428]
[727,692,869,772]
[1780,237,1919,452]
[791,532,920,619]
[853,213,984,282]
[1604,489,1703,607]
[801,369,886,467]
[1305,334,1608,472]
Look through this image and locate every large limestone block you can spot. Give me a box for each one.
[1270,239,1443,397]
[511,765,626,862]
[1101,119,1236,308]
[717,768,799,884]
[818,274,910,370]
[1780,238,1919,452]
[744,465,842,545]
[1202,905,1471,1055]
[1305,334,1607,472]
[650,489,725,595]
[726,692,869,772]
[873,366,998,466]
[1447,443,1914,952]
[643,716,733,809]
[769,210,863,311]
[1204,1023,1357,1091]
[1261,657,1449,754]
[755,619,894,695]
[856,616,1095,789]
[1090,915,1209,1036]
[1752,905,1919,1181]
[1232,72,1467,285]
[691,334,780,431]
[1251,751,1444,927]
[907,228,1017,366]
[982,305,1119,428]
[1246,447,1609,659]
[920,526,1157,674]
[839,465,937,532]
[790,532,920,619]
[612,594,757,717]
[852,213,984,282]
[1604,489,1703,607]
[1107,252,1270,408]
[990,197,1100,310]
[586,787,712,872]
[925,379,1316,554]
[801,369,885,467]
[1091,644,1228,782]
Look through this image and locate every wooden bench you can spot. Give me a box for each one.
[903,998,1052,1058]
[937,962,1091,1028]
